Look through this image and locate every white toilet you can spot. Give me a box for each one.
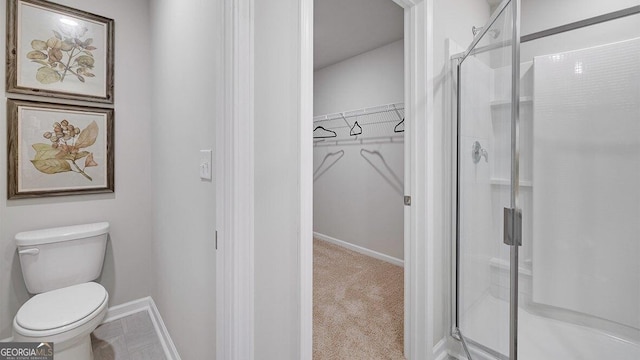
[13,222,110,360]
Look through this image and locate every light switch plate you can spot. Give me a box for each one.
[200,149,212,181]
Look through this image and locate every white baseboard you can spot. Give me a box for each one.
[105,297,181,360]
[313,232,404,267]
[104,297,152,322]
[147,297,181,360]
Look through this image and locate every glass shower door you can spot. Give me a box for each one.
[454,0,520,359]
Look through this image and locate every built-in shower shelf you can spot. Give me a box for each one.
[490,96,533,108]
[490,178,532,187]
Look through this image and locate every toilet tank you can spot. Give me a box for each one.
[15,222,109,294]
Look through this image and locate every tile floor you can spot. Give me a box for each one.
[91,311,167,360]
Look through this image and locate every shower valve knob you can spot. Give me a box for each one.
[472,141,488,164]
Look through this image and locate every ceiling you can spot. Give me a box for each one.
[314,0,404,70]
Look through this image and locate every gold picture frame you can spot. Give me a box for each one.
[6,0,114,103]
[7,99,114,199]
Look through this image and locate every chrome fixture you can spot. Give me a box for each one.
[471,141,488,164]
[472,26,501,38]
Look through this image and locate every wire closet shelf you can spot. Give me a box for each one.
[313,102,405,145]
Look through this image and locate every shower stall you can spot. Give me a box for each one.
[451,0,640,359]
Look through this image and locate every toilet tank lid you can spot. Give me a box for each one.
[15,222,110,247]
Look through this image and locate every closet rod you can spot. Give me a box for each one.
[314,134,404,147]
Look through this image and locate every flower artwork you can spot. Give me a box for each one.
[27,26,97,86]
[8,100,114,199]
[32,120,99,181]
[6,2,115,199]
[7,0,114,102]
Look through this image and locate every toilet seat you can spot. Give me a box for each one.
[14,282,108,337]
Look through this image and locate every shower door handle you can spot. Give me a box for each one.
[504,207,522,246]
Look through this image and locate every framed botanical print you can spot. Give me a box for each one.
[7,99,114,199]
[7,0,114,103]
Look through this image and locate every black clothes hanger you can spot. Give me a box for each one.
[313,126,337,139]
[394,118,405,133]
[350,121,362,136]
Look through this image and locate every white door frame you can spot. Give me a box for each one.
[216,0,255,359]
[300,0,435,359]
[394,1,435,359]
[217,0,436,358]
[299,0,314,357]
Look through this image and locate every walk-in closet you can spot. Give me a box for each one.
[312,0,406,358]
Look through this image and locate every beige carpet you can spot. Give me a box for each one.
[313,239,404,360]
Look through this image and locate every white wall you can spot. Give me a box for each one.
[254,0,301,358]
[313,40,404,260]
[0,0,154,340]
[149,0,220,358]
[314,40,404,115]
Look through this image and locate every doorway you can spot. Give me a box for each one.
[216,0,434,358]
[312,0,405,358]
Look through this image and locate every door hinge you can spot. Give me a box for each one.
[503,208,522,246]
[404,196,411,206]
[215,230,218,250]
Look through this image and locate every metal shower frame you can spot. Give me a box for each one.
[449,2,640,360]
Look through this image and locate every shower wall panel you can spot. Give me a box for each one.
[458,55,494,319]
[532,38,640,330]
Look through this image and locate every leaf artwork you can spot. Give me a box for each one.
[26,23,96,85]
[31,120,99,181]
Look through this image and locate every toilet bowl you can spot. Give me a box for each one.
[13,223,110,360]
[13,282,108,359]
